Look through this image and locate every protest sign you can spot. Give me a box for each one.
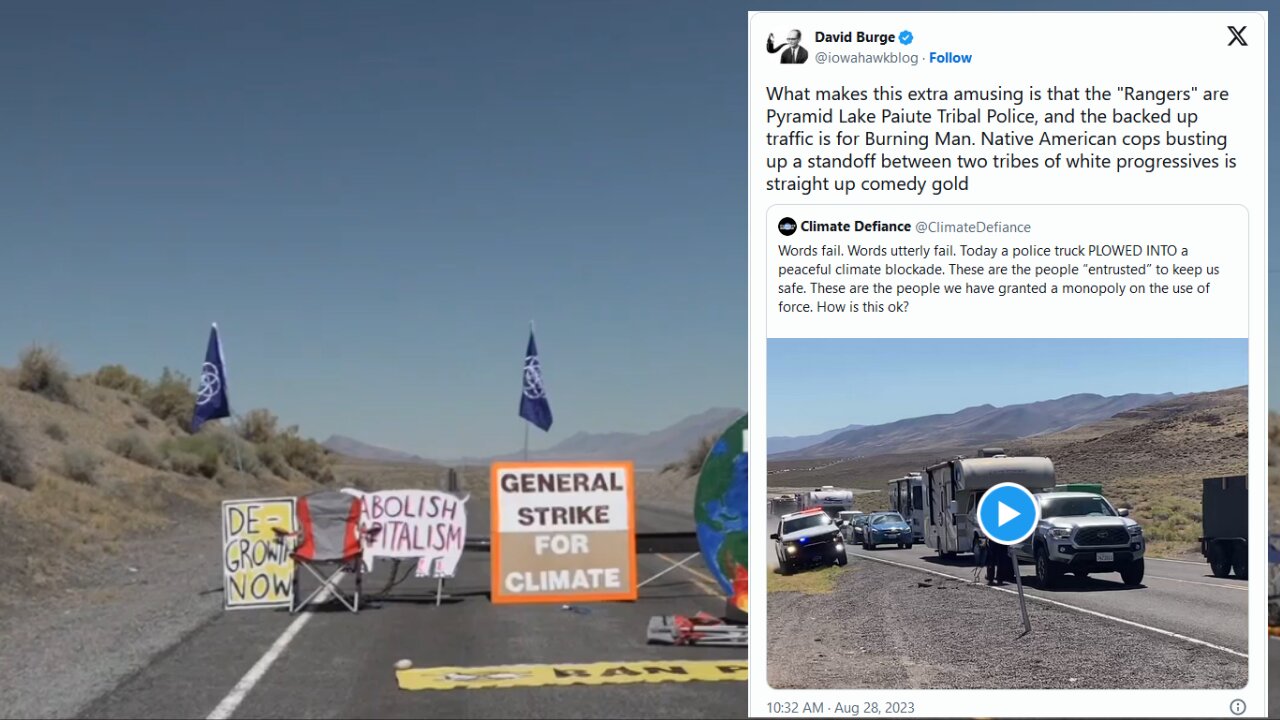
[221,497,296,609]
[342,488,468,577]
[490,461,636,604]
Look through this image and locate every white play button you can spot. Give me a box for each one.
[978,483,1041,546]
[997,501,1020,527]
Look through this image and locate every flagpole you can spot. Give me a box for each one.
[232,413,245,475]
[525,319,533,461]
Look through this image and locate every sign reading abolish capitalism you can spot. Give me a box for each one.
[490,462,636,604]
[343,488,467,577]
[221,497,296,609]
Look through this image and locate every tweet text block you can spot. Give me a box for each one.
[766,204,1247,338]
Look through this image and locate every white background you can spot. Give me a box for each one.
[749,11,1268,718]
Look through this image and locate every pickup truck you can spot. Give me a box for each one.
[1011,491,1144,588]
[770,507,848,575]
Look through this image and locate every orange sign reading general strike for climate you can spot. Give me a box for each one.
[490,461,636,604]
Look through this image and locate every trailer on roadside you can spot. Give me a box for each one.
[923,454,1056,557]
[1200,475,1247,579]
[800,485,856,519]
[887,472,925,542]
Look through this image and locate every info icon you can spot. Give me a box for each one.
[778,217,797,236]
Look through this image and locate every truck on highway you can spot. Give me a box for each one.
[887,472,925,542]
[1200,475,1247,579]
[1011,491,1145,587]
[770,507,848,575]
[768,493,800,517]
[800,485,856,519]
[923,454,1056,557]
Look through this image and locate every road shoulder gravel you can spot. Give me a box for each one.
[767,558,1247,690]
[0,517,224,719]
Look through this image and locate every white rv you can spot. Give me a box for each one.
[887,472,925,542]
[801,485,856,519]
[923,455,1055,557]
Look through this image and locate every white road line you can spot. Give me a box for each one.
[206,579,338,720]
[1146,573,1247,591]
[638,553,701,588]
[655,553,724,597]
[1145,556,1208,566]
[850,553,1246,659]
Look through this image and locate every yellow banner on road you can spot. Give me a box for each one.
[396,660,747,690]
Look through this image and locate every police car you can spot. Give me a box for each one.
[770,507,848,575]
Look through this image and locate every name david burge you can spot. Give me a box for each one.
[813,31,899,45]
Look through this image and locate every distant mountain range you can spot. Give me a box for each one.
[767,424,866,454]
[769,392,1176,459]
[324,407,746,468]
[321,435,437,465]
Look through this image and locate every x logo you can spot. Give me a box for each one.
[1228,25,1247,46]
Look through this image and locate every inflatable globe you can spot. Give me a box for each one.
[694,414,748,613]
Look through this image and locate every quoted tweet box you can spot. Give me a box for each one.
[490,462,637,604]
[766,203,1248,338]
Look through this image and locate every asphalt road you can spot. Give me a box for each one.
[844,543,1248,653]
[82,504,745,719]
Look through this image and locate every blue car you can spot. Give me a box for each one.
[862,511,913,550]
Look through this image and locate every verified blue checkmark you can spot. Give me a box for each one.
[899,30,913,45]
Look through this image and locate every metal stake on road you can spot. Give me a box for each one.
[975,482,1041,637]
[1012,559,1031,635]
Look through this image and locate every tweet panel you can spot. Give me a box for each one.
[748,11,1267,719]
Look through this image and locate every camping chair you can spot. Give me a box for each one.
[273,490,382,613]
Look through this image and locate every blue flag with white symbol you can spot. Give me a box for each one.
[519,329,552,432]
[192,323,231,432]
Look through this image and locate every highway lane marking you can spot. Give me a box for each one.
[656,553,719,585]
[655,553,722,597]
[1145,573,1247,591]
[1145,556,1207,566]
[206,576,338,720]
[849,552,1247,659]
[637,552,700,588]
[396,660,747,690]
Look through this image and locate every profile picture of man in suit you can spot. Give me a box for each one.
[767,30,808,64]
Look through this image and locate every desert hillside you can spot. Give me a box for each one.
[1006,386,1246,552]
[1271,412,1279,533]
[0,347,336,605]
[326,429,719,514]
[772,392,1174,459]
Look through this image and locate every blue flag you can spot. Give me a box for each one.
[192,323,231,432]
[519,329,552,431]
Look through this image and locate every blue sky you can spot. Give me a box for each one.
[0,2,752,458]
[0,2,1273,457]
[768,339,1247,436]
